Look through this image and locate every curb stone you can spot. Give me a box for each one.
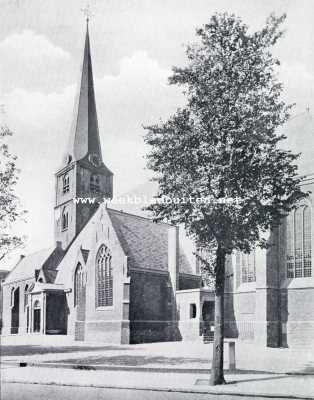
[2,378,314,400]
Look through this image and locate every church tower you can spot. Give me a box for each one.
[54,21,113,250]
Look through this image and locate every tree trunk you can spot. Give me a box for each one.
[210,244,226,385]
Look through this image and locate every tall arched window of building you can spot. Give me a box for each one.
[61,208,68,231]
[90,174,100,194]
[286,211,295,278]
[74,263,83,307]
[63,174,70,194]
[294,208,303,278]
[237,250,256,284]
[96,245,113,307]
[286,205,312,278]
[303,206,312,277]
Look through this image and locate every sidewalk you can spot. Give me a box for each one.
[2,337,314,398]
[2,365,314,399]
[1,337,314,374]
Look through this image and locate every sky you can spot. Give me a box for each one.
[1,0,314,267]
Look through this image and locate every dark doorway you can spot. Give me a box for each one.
[11,288,20,334]
[202,301,215,343]
[46,293,67,335]
[33,301,41,333]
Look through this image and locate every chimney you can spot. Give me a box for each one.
[35,269,40,281]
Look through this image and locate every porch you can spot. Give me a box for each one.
[24,282,68,335]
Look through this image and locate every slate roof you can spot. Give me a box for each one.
[4,248,54,283]
[107,208,194,274]
[42,246,66,283]
[107,208,169,271]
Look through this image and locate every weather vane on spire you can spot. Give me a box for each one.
[81,4,93,24]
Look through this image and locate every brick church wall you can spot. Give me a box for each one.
[129,270,175,343]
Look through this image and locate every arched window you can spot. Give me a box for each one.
[63,174,70,194]
[286,212,294,278]
[90,174,100,194]
[24,284,29,309]
[286,205,312,278]
[304,206,312,277]
[96,245,113,307]
[74,263,83,307]
[62,208,68,231]
[236,250,256,283]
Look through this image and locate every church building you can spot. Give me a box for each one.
[1,23,314,349]
[0,23,200,344]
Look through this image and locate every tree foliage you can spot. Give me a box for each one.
[145,13,306,254]
[0,126,26,261]
[144,12,307,385]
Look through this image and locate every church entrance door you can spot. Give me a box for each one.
[33,301,41,333]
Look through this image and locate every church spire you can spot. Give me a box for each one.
[67,20,102,162]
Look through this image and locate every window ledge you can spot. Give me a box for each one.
[96,305,114,311]
[281,277,314,289]
[236,282,256,293]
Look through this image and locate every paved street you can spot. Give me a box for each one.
[1,382,289,400]
[1,338,314,399]
[2,365,314,399]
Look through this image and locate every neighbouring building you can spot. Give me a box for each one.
[0,270,9,333]
[1,22,314,349]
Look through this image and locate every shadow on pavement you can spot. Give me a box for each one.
[0,345,133,356]
[46,355,209,366]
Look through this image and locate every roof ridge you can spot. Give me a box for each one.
[107,207,173,226]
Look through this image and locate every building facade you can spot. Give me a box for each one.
[177,180,314,348]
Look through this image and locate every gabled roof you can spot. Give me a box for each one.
[107,208,169,272]
[4,247,54,284]
[107,208,194,274]
[42,246,66,283]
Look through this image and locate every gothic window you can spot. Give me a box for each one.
[236,250,256,284]
[63,174,70,194]
[74,263,83,307]
[96,245,113,307]
[286,205,312,278]
[286,212,294,278]
[61,208,69,231]
[90,174,100,194]
[304,206,312,277]
[295,208,303,278]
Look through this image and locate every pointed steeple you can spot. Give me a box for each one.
[67,21,102,162]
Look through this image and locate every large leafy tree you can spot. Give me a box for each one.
[0,126,26,261]
[144,13,306,385]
